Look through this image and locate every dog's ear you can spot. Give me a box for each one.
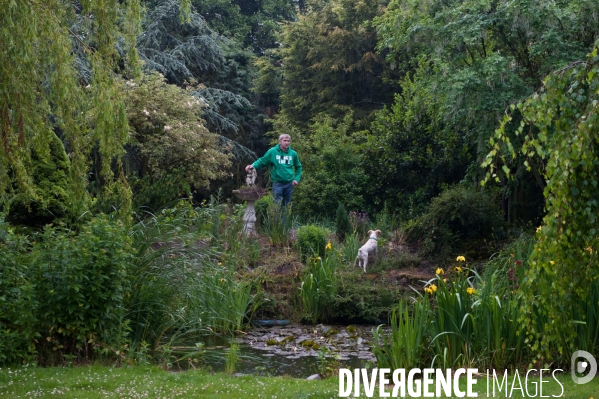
[376,229,381,235]
[367,230,373,235]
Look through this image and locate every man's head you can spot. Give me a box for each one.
[278,134,291,151]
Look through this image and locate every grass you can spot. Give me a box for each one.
[0,365,598,398]
[0,365,338,398]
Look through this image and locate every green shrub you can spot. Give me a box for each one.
[31,215,134,362]
[406,185,506,258]
[296,224,328,262]
[0,217,38,365]
[335,202,352,241]
[254,195,273,229]
[131,168,190,212]
[5,132,77,227]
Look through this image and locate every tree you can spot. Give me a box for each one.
[5,132,75,226]
[122,72,232,190]
[371,0,599,219]
[484,45,599,361]
[0,1,190,215]
[276,0,400,130]
[364,70,472,216]
[288,113,369,217]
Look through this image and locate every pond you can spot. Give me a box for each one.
[188,324,380,378]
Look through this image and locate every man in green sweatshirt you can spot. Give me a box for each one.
[245,134,303,206]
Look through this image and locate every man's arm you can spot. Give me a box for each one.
[293,152,303,186]
[246,148,273,172]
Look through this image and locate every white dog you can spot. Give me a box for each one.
[355,229,381,272]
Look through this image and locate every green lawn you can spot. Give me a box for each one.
[0,365,597,398]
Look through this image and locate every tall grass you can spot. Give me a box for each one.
[372,298,431,369]
[300,252,339,324]
[126,199,257,357]
[428,271,476,368]
[372,259,530,371]
[342,232,359,263]
[260,200,294,247]
[193,262,257,334]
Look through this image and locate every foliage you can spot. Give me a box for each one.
[259,197,294,247]
[315,346,341,379]
[364,79,471,216]
[300,253,339,324]
[372,299,431,369]
[195,0,297,55]
[406,185,506,258]
[254,194,273,228]
[276,0,400,130]
[296,224,328,262]
[288,114,369,217]
[334,202,352,241]
[0,0,155,210]
[126,199,258,353]
[122,72,232,189]
[0,217,37,365]
[138,0,257,152]
[130,169,190,212]
[370,0,599,218]
[5,132,76,227]
[371,258,529,370]
[340,232,359,264]
[484,45,599,362]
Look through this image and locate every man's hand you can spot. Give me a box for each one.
[245,165,254,173]
[292,180,298,187]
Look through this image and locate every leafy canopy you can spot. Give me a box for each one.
[484,45,599,359]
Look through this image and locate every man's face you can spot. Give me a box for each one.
[279,136,290,151]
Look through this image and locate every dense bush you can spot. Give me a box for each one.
[5,132,76,227]
[406,185,506,258]
[130,168,190,211]
[0,217,37,365]
[296,224,328,262]
[335,202,352,241]
[31,216,134,362]
[0,215,134,365]
[285,115,369,218]
[254,194,274,229]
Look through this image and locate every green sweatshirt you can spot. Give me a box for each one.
[252,144,303,183]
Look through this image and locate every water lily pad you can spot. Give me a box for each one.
[324,328,339,337]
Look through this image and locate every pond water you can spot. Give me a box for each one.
[186,324,380,378]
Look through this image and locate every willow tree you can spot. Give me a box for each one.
[0,1,190,218]
[484,45,599,362]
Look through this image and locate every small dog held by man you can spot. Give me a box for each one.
[355,229,381,273]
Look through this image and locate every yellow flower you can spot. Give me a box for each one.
[456,256,466,262]
[550,261,555,265]
[443,278,447,283]
[431,284,437,292]
[325,241,332,250]
[455,266,463,273]
[424,287,433,294]
[436,268,444,275]
[467,287,475,295]
[218,262,222,266]
[536,225,542,233]
[585,246,593,254]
